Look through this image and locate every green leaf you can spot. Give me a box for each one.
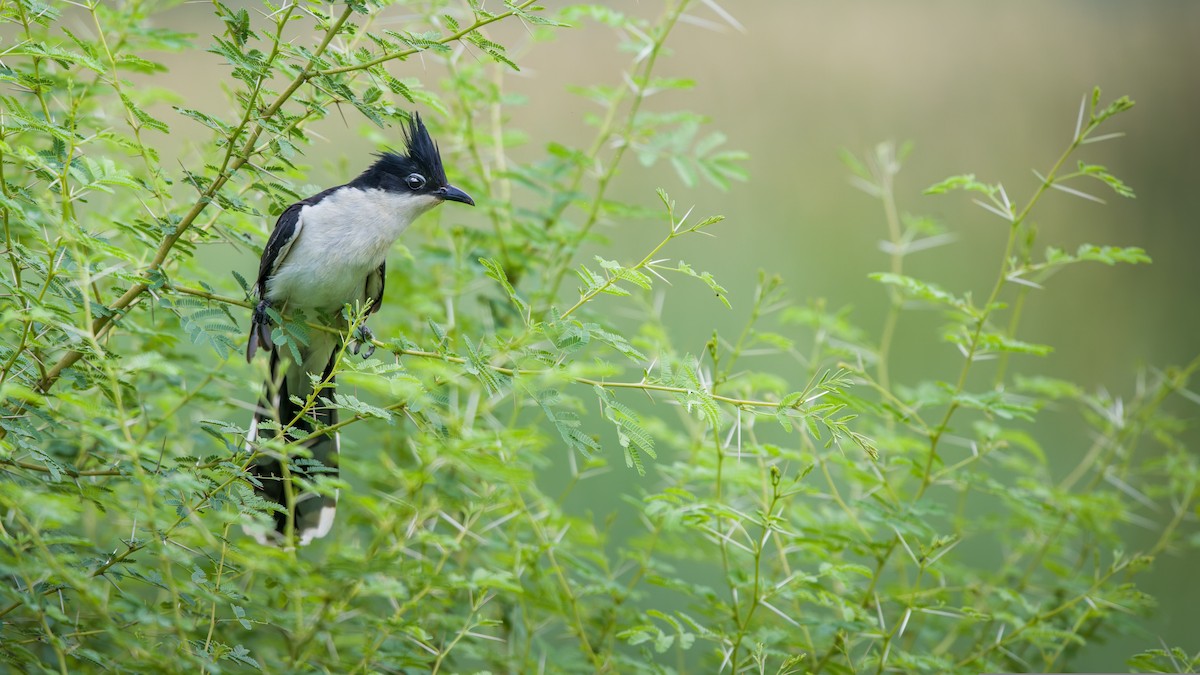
[1076,162,1135,198]
[10,42,105,73]
[222,644,260,669]
[114,53,167,74]
[536,388,600,457]
[69,156,142,194]
[970,331,1053,357]
[224,8,252,47]
[1014,375,1083,400]
[1090,89,1134,125]
[427,319,450,352]
[176,107,234,136]
[673,261,731,308]
[575,264,607,296]
[924,174,999,197]
[696,149,749,191]
[560,5,627,27]
[596,256,653,290]
[596,386,656,475]
[168,299,240,359]
[584,323,646,362]
[462,337,505,394]
[1044,244,1151,267]
[230,269,249,293]
[479,257,528,317]
[661,357,720,429]
[509,3,567,27]
[231,604,252,630]
[328,393,393,422]
[953,389,1037,421]
[870,273,973,315]
[120,93,170,133]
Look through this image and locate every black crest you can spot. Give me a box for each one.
[353,112,448,190]
[402,112,447,185]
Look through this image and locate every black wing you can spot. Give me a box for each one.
[365,261,386,315]
[246,204,303,362]
[253,203,303,298]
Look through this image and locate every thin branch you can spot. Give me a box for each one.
[167,283,816,416]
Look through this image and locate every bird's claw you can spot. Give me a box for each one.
[349,324,376,358]
[247,299,275,362]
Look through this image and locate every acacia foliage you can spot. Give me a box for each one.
[0,1,1197,673]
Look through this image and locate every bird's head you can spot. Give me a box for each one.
[353,112,475,208]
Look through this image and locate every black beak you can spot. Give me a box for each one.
[436,185,474,206]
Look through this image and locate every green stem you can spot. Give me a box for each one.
[16,1,534,411]
[916,129,1085,500]
[25,3,347,401]
[876,146,905,394]
[315,0,541,77]
[559,225,680,320]
[812,109,1099,675]
[535,0,692,308]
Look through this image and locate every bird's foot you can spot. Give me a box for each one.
[349,324,376,358]
[246,299,275,362]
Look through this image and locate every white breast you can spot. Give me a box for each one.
[266,187,437,313]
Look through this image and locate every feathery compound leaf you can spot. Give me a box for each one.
[383,29,453,55]
[952,389,1038,421]
[596,386,656,475]
[1044,244,1151,267]
[585,323,646,361]
[550,321,590,354]
[508,3,567,26]
[972,331,1054,357]
[536,388,600,457]
[119,93,170,133]
[427,319,450,353]
[662,356,720,429]
[479,257,529,317]
[924,174,1000,197]
[1077,162,1136,198]
[674,261,731,308]
[175,107,234,135]
[230,270,250,295]
[177,304,240,359]
[575,264,607,295]
[72,157,142,193]
[0,3,1177,669]
[223,8,252,46]
[462,338,505,394]
[10,42,105,73]
[327,393,392,422]
[869,273,973,315]
[596,256,653,290]
[1090,89,1135,125]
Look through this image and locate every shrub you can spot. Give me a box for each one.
[0,1,1196,672]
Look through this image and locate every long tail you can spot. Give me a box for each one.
[244,331,341,546]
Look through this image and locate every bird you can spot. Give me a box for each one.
[243,112,474,546]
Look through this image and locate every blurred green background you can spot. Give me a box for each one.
[141,1,1199,669]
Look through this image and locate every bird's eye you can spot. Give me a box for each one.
[405,173,426,190]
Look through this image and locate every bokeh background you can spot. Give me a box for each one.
[141,1,1200,669]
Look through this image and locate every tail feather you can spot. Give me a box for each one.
[244,333,340,546]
